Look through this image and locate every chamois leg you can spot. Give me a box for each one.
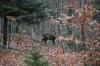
[41,39,43,44]
[41,38,47,45]
[52,40,55,45]
[44,40,47,46]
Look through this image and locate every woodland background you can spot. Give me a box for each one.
[0,0,100,66]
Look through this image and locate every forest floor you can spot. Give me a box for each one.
[0,34,98,66]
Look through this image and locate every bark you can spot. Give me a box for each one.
[0,17,3,42]
[80,23,85,42]
[80,19,86,50]
[16,21,20,33]
[68,19,72,35]
[8,18,11,48]
[31,25,35,39]
[3,15,8,49]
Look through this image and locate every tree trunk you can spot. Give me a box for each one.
[80,22,85,41]
[0,16,3,42]
[3,15,8,49]
[8,18,11,48]
[80,21,86,50]
[16,21,20,33]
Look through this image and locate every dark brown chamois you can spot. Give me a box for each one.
[41,33,56,45]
